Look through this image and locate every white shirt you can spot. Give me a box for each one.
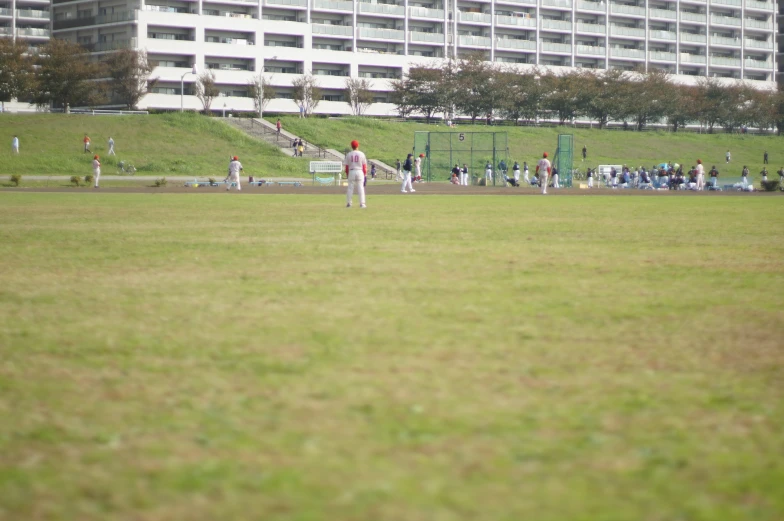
[228,160,243,176]
[537,158,551,175]
[12,137,19,148]
[414,157,421,176]
[92,159,101,171]
[108,138,114,146]
[344,149,367,172]
[696,164,704,176]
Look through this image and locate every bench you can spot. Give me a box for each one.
[274,181,303,187]
[314,175,335,186]
[309,161,342,185]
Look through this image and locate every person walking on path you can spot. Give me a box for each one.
[344,140,367,208]
[276,119,281,135]
[83,134,91,153]
[92,155,101,188]
[108,137,116,156]
[582,145,587,161]
[401,154,415,193]
[763,151,768,164]
[226,156,243,191]
[297,139,304,157]
[11,135,19,154]
[726,150,731,164]
[536,152,551,195]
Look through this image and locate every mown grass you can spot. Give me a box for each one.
[276,116,784,182]
[1,192,783,521]
[0,113,311,178]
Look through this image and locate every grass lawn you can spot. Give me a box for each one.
[1,192,783,520]
[275,116,784,182]
[0,113,311,179]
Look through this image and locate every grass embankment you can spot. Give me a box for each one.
[0,113,311,179]
[276,116,784,181]
[1,193,783,521]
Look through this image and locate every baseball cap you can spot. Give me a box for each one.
[93,155,99,159]
[351,140,359,149]
[233,156,238,160]
[543,152,548,158]
[419,153,425,157]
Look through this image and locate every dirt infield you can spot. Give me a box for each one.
[1,183,780,196]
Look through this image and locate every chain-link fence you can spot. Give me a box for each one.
[414,131,509,185]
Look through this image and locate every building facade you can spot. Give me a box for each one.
[47,0,779,115]
[0,0,51,48]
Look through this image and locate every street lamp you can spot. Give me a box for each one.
[180,64,198,113]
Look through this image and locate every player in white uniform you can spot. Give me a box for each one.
[536,152,551,195]
[92,155,101,188]
[695,159,705,191]
[344,140,367,208]
[460,163,469,186]
[226,156,243,191]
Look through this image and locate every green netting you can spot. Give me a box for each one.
[413,131,509,185]
[555,134,574,188]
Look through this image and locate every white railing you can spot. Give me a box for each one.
[649,51,676,61]
[0,27,11,34]
[744,18,772,29]
[501,0,536,4]
[744,59,772,69]
[711,15,741,26]
[16,27,49,36]
[680,53,706,63]
[16,9,49,18]
[712,0,741,6]
[680,11,706,22]
[541,0,572,8]
[648,8,676,19]
[577,22,605,34]
[314,0,352,10]
[680,32,706,42]
[542,42,572,53]
[312,23,353,36]
[358,27,404,40]
[496,14,536,27]
[497,38,536,50]
[744,38,772,49]
[610,4,645,16]
[746,0,772,10]
[266,0,307,6]
[459,11,491,23]
[577,1,603,11]
[576,44,605,55]
[710,56,740,66]
[611,47,644,58]
[408,6,444,19]
[0,7,13,15]
[359,2,404,16]
[610,25,645,37]
[541,19,572,31]
[711,35,740,46]
[649,29,676,40]
[459,35,491,47]
[410,31,444,43]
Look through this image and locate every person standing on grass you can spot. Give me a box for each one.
[83,134,91,153]
[512,161,520,185]
[92,155,101,188]
[551,166,560,189]
[461,163,469,186]
[709,165,719,189]
[741,165,749,188]
[587,167,594,188]
[11,135,19,154]
[778,167,784,184]
[726,150,731,164]
[523,161,530,185]
[344,140,367,208]
[485,161,492,186]
[763,151,768,164]
[695,159,705,191]
[414,153,423,184]
[401,154,414,193]
[226,156,243,191]
[582,145,587,161]
[108,137,116,156]
[536,152,551,195]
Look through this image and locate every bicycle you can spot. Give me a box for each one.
[117,161,136,175]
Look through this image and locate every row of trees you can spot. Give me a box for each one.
[390,55,783,133]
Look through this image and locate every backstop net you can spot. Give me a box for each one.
[554,134,574,188]
[413,131,509,185]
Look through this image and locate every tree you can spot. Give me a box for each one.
[292,74,322,117]
[106,49,157,110]
[541,71,587,125]
[390,67,442,122]
[496,68,547,125]
[453,53,498,123]
[247,72,273,118]
[693,78,730,133]
[580,70,626,129]
[622,68,673,131]
[32,38,106,110]
[0,38,34,107]
[194,70,219,114]
[344,77,373,116]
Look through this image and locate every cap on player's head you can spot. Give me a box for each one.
[351,140,359,149]
[543,152,548,158]
[233,156,238,161]
[94,155,99,159]
[407,153,413,158]
[697,159,702,164]
[419,153,425,158]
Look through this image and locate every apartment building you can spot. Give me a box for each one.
[49,0,778,115]
[0,0,51,49]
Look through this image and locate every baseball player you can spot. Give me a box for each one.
[414,153,423,184]
[536,152,551,194]
[587,167,593,188]
[83,134,91,153]
[460,163,469,186]
[401,154,414,193]
[92,155,101,188]
[695,159,705,190]
[523,161,530,185]
[226,156,243,191]
[11,135,19,154]
[512,161,520,185]
[344,140,367,208]
[484,161,492,186]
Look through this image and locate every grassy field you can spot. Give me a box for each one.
[276,116,784,181]
[0,113,312,179]
[1,192,783,521]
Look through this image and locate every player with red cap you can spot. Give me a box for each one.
[226,155,243,191]
[344,140,368,208]
[536,152,551,195]
[92,154,101,188]
[695,158,705,191]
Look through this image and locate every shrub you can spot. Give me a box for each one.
[154,177,167,187]
[70,176,81,187]
[9,174,21,187]
[84,174,94,184]
[208,177,216,186]
[760,180,780,192]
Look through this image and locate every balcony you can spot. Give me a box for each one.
[711,15,741,26]
[541,0,572,8]
[746,0,772,11]
[744,19,772,29]
[266,0,307,7]
[744,38,772,49]
[265,40,302,48]
[16,27,49,36]
[713,0,741,5]
[610,25,644,37]
[576,44,605,55]
[541,42,572,53]
[357,27,404,40]
[409,6,444,19]
[497,0,536,4]
[313,0,352,10]
[497,38,536,50]
[649,29,676,40]
[680,32,706,43]
[745,58,772,69]
[16,9,49,19]
[90,38,137,51]
[649,50,676,61]
[541,19,572,31]
[577,1,604,11]
[0,27,11,34]
[0,7,12,16]
[459,34,491,47]
[496,14,536,28]
[312,23,353,36]
[610,4,645,17]
[610,47,644,59]
[710,56,740,67]
[680,11,706,23]
[680,52,706,64]
[576,22,605,34]
[710,35,740,46]
[359,2,404,16]
[648,8,676,20]
[459,11,491,23]
[409,31,444,43]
